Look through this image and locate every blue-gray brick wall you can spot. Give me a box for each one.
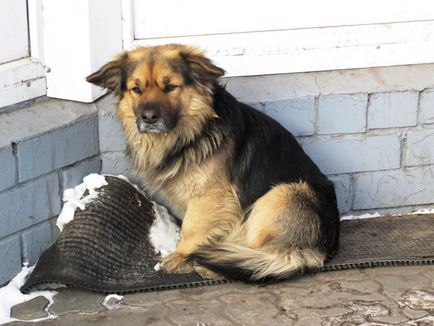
[0,99,101,284]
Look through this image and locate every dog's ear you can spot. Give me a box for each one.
[86,52,129,94]
[180,48,225,85]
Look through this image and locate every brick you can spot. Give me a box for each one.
[328,174,352,214]
[94,93,117,116]
[17,117,99,182]
[262,97,316,136]
[99,112,127,152]
[300,135,401,175]
[353,165,434,209]
[419,88,434,125]
[0,145,16,192]
[21,221,57,265]
[61,156,101,191]
[100,151,141,184]
[368,91,418,129]
[318,94,367,134]
[0,235,21,285]
[0,173,60,238]
[404,128,434,167]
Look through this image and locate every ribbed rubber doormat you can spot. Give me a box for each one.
[22,176,434,294]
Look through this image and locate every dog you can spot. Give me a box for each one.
[87,44,340,281]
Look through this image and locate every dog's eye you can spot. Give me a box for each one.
[163,84,177,93]
[131,87,142,94]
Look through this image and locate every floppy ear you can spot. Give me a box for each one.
[86,53,129,94]
[180,48,225,85]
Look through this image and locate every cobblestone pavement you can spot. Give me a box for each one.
[9,265,434,325]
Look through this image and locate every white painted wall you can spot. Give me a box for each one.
[133,0,434,38]
[132,0,434,77]
[41,0,123,102]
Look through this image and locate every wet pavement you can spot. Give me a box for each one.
[7,264,434,325]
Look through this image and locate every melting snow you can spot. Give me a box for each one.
[56,174,108,232]
[341,207,434,221]
[0,265,58,325]
[149,203,180,258]
[102,294,124,310]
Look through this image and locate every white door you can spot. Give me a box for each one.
[0,0,46,109]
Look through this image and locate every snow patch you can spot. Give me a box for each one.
[149,203,180,258]
[102,294,124,310]
[341,207,434,221]
[56,174,108,232]
[154,263,161,271]
[341,212,382,221]
[0,265,58,325]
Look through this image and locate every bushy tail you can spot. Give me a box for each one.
[188,242,325,282]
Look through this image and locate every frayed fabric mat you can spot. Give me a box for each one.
[22,176,434,294]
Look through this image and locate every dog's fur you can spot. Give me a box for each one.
[87,44,340,281]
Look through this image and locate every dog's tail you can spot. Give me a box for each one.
[188,241,325,281]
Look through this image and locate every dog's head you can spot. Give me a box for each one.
[87,44,225,134]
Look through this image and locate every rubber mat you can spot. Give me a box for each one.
[21,176,434,294]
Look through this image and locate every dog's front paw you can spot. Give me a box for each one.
[193,265,224,280]
[161,252,194,273]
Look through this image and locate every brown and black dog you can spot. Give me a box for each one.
[87,44,340,281]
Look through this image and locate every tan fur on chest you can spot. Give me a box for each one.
[118,98,231,216]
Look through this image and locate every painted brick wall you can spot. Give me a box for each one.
[0,99,101,284]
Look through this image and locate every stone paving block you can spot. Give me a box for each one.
[0,173,60,238]
[262,96,316,136]
[404,128,434,167]
[328,174,352,214]
[419,88,434,125]
[167,299,233,325]
[61,156,101,191]
[371,274,432,301]
[368,91,418,129]
[220,291,295,324]
[17,117,99,182]
[353,165,434,209]
[46,306,170,326]
[0,144,16,192]
[21,221,57,265]
[318,93,367,134]
[0,235,21,285]
[300,134,401,174]
[11,296,50,321]
[50,288,106,315]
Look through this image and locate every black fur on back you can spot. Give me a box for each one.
[211,84,340,256]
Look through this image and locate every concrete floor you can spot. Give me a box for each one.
[8,264,434,325]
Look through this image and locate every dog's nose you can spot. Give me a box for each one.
[141,109,160,124]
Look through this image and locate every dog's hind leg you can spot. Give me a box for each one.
[243,182,326,274]
[189,181,328,280]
